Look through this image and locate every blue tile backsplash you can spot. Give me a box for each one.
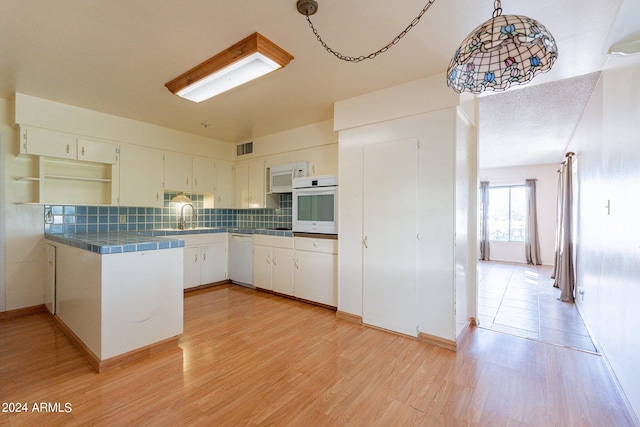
[44,192,293,234]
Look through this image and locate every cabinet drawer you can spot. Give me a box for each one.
[253,235,294,249]
[181,233,226,247]
[294,237,337,254]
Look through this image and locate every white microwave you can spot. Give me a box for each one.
[292,175,338,235]
[269,162,308,193]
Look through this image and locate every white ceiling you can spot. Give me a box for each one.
[1,0,635,168]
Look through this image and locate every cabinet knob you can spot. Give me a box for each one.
[273,256,277,266]
[266,255,271,264]
[203,253,206,261]
[66,144,70,154]
[195,254,198,262]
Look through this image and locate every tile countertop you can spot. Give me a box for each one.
[45,227,296,255]
[45,232,185,255]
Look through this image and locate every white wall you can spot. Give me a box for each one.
[479,164,558,265]
[568,54,640,421]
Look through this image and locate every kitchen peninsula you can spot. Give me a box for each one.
[45,232,184,372]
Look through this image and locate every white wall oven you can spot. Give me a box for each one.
[292,175,338,235]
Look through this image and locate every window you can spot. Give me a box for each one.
[489,186,526,242]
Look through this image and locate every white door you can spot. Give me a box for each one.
[44,244,56,314]
[363,138,419,336]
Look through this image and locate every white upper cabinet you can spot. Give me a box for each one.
[119,145,164,207]
[164,152,193,192]
[193,157,216,194]
[214,161,234,208]
[234,162,249,208]
[164,153,217,195]
[21,128,76,159]
[235,159,276,209]
[21,127,118,164]
[308,144,338,176]
[77,138,118,164]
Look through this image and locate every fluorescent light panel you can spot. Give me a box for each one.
[176,53,281,102]
[165,32,293,103]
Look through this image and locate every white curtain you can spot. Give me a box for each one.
[479,181,490,261]
[552,153,575,302]
[525,179,542,265]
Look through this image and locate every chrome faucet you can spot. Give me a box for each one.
[179,203,197,230]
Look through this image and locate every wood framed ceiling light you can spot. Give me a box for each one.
[165,32,294,102]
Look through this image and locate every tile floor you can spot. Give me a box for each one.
[477,261,597,353]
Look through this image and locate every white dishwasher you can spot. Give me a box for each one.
[229,234,254,288]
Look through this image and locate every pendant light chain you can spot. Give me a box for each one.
[493,0,502,18]
[305,0,437,63]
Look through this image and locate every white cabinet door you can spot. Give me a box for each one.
[22,128,76,159]
[214,161,234,208]
[294,250,337,306]
[183,246,200,289]
[234,162,249,208]
[272,247,294,296]
[253,245,272,290]
[309,144,338,176]
[164,152,193,192]
[200,243,227,284]
[119,145,164,207]
[247,159,266,208]
[77,139,118,164]
[363,138,418,336]
[193,157,216,194]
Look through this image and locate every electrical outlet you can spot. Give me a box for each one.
[120,215,127,223]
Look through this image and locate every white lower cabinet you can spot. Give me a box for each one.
[183,233,228,289]
[294,237,338,307]
[253,235,337,307]
[253,235,294,295]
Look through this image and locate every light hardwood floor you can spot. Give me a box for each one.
[1,285,636,426]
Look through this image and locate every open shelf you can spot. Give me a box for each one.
[44,174,112,183]
[14,155,118,205]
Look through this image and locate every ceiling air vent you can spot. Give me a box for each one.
[237,141,253,156]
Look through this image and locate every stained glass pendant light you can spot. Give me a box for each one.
[447,0,558,94]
